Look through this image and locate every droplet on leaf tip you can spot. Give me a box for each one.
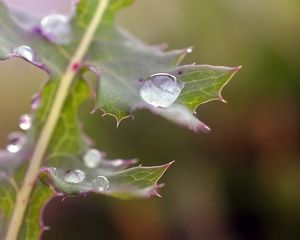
[40,14,72,45]
[186,47,193,53]
[92,176,109,192]
[139,73,183,108]
[19,114,32,130]
[83,148,103,168]
[64,169,86,183]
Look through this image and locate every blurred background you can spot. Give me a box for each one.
[1,0,300,239]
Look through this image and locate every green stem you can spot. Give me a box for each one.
[4,0,110,239]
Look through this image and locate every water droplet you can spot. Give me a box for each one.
[64,169,86,184]
[83,148,103,168]
[31,92,41,110]
[140,73,183,108]
[107,159,137,168]
[92,176,109,192]
[13,45,40,63]
[19,114,32,130]
[6,132,26,153]
[40,14,72,45]
[111,159,124,167]
[186,47,193,53]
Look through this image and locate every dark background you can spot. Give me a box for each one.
[1,0,300,239]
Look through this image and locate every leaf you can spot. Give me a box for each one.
[87,15,240,129]
[41,161,173,200]
[0,77,90,239]
[0,0,240,131]
[0,0,240,239]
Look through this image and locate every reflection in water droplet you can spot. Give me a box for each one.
[140,73,183,108]
[111,159,124,167]
[13,45,40,63]
[40,14,72,45]
[31,92,41,110]
[83,148,103,168]
[64,169,86,184]
[6,132,26,153]
[186,47,193,53]
[19,114,32,130]
[92,176,109,192]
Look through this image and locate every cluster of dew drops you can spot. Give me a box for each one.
[6,114,32,154]
[61,148,110,193]
[7,100,110,193]
[6,91,40,155]
[5,12,189,194]
[6,94,110,194]
[9,13,73,66]
[10,11,185,109]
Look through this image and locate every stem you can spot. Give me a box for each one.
[4,1,110,239]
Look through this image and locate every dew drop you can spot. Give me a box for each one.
[40,14,72,45]
[31,92,41,110]
[92,176,109,192]
[139,73,183,108]
[111,159,124,167]
[83,148,103,168]
[64,169,86,184]
[7,144,21,153]
[186,47,193,53]
[13,45,40,63]
[6,132,26,153]
[19,114,32,130]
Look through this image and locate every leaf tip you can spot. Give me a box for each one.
[217,65,241,104]
[164,160,175,170]
[233,65,242,72]
[158,161,175,177]
[176,46,194,64]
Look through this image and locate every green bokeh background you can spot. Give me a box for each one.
[1,0,300,239]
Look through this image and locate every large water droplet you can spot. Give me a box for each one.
[140,73,183,108]
[92,176,109,192]
[83,148,103,168]
[64,169,86,184]
[40,14,72,45]
[19,114,32,130]
[13,45,40,63]
[6,132,26,153]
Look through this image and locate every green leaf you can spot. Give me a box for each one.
[85,10,240,129]
[0,0,240,239]
[0,77,90,239]
[41,161,173,200]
